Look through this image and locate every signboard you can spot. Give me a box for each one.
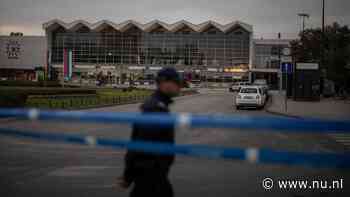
[128,66,145,70]
[296,63,319,70]
[0,36,46,71]
[149,66,162,70]
[75,65,95,69]
[224,68,247,73]
[6,39,21,59]
[207,68,218,72]
[281,62,293,74]
[101,66,115,69]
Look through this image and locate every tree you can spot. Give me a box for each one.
[291,22,350,86]
[10,32,23,36]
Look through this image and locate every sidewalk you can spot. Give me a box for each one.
[266,91,350,120]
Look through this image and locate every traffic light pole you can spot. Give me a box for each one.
[278,33,282,94]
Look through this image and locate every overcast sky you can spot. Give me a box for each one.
[0,0,349,38]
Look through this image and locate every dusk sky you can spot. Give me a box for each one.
[0,0,349,38]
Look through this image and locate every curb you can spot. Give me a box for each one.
[264,94,303,119]
[174,92,200,101]
[264,108,302,119]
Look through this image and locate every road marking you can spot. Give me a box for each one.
[328,133,350,149]
[2,139,124,155]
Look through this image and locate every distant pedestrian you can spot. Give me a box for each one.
[117,67,181,197]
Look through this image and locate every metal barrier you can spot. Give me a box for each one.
[0,108,350,169]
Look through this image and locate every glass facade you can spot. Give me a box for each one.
[50,24,250,68]
[253,42,289,69]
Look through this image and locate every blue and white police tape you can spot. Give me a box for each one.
[0,108,350,133]
[0,127,349,169]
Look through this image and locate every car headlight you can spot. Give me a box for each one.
[237,95,242,99]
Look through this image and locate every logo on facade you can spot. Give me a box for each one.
[6,40,21,59]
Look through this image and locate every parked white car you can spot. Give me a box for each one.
[235,86,267,109]
[189,80,201,89]
[229,82,250,92]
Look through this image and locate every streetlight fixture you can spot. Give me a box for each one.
[298,13,310,33]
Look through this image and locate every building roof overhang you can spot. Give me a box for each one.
[43,19,253,33]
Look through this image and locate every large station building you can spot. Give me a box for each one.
[1,19,291,86]
[43,19,254,83]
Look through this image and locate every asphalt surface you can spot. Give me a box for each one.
[0,89,349,197]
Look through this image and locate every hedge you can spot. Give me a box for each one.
[0,87,97,107]
[0,80,61,87]
[0,87,96,96]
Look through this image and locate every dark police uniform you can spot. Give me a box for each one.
[123,90,175,197]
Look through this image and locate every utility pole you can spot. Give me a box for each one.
[322,0,325,34]
[298,13,310,33]
[320,0,325,94]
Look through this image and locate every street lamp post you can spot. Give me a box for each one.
[298,13,310,33]
[278,32,282,93]
[320,0,325,94]
[322,0,325,34]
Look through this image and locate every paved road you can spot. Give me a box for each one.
[0,90,349,197]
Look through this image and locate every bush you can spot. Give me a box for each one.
[0,87,96,96]
[0,92,28,107]
[0,87,151,109]
[0,87,97,107]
